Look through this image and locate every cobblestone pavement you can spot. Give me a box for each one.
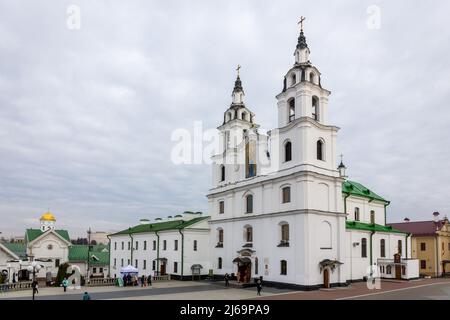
[252,278,450,300]
[2,278,449,300]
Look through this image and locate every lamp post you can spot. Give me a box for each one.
[27,261,41,300]
[6,263,11,283]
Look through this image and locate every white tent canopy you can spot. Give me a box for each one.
[120,265,139,274]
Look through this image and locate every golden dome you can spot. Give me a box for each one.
[40,212,56,222]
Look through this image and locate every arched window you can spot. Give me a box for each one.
[354,207,360,221]
[361,238,367,258]
[242,111,248,121]
[282,186,291,204]
[279,223,289,246]
[386,265,392,274]
[317,140,324,160]
[217,228,224,247]
[218,257,222,269]
[312,96,319,121]
[320,221,332,249]
[280,260,287,275]
[398,240,402,255]
[288,98,295,122]
[284,141,292,162]
[370,210,375,224]
[245,194,253,214]
[380,239,386,258]
[310,72,315,84]
[220,165,225,182]
[291,73,296,86]
[245,226,253,242]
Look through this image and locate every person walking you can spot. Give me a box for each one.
[141,275,146,287]
[224,273,229,287]
[32,280,39,295]
[62,277,69,292]
[147,275,152,287]
[256,276,263,296]
[82,291,91,300]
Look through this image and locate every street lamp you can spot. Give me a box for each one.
[6,263,11,283]
[27,261,41,300]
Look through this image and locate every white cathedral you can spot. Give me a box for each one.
[109,23,419,290]
[206,24,419,289]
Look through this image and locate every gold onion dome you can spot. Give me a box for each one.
[40,211,56,222]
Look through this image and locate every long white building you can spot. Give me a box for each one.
[206,25,418,289]
[109,213,211,280]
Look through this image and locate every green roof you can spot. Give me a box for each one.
[68,245,109,265]
[342,180,389,204]
[1,242,27,259]
[112,216,210,236]
[25,229,70,243]
[346,221,408,234]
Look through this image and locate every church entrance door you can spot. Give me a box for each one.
[323,269,330,288]
[237,263,251,283]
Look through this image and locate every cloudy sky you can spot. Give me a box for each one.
[0,0,449,238]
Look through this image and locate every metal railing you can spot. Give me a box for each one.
[86,278,116,287]
[152,275,170,281]
[0,281,33,293]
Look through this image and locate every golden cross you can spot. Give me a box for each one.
[298,16,306,32]
[236,65,241,76]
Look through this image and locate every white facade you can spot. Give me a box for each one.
[109,214,211,279]
[207,27,418,289]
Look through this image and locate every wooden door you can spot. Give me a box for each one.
[395,265,401,280]
[324,269,330,288]
[160,263,166,276]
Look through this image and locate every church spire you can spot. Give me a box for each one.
[232,65,245,104]
[294,16,310,64]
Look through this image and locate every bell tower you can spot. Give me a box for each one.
[273,19,337,174]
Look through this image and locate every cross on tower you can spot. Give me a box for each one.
[236,65,241,77]
[340,154,344,163]
[298,16,306,32]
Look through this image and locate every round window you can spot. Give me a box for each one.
[47,244,53,250]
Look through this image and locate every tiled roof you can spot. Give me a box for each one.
[1,242,27,259]
[388,220,446,237]
[68,245,109,265]
[346,221,408,234]
[342,180,389,204]
[111,216,209,236]
[25,229,70,243]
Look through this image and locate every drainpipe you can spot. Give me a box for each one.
[179,229,184,280]
[129,230,134,266]
[384,202,390,225]
[106,234,111,278]
[344,194,350,217]
[435,236,440,277]
[155,231,160,275]
[370,231,375,266]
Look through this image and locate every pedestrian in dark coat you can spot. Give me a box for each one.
[224,273,229,287]
[147,275,152,286]
[256,276,263,296]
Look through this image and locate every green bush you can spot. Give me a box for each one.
[55,263,70,286]
[0,274,6,284]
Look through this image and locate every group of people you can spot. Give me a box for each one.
[122,274,152,287]
[224,273,264,296]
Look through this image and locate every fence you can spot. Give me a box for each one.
[152,274,171,281]
[0,281,33,293]
[86,278,116,287]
